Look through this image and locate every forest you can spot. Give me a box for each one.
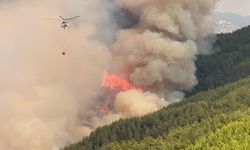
[189,26,250,95]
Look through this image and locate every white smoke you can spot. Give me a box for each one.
[0,0,217,149]
[115,90,167,117]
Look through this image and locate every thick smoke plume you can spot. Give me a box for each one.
[0,0,217,149]
[112,0,217,100]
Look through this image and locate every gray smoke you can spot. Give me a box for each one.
[111,0,217,103]
[0,0,217,149]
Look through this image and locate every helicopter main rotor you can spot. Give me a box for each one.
[59,16,80,29]
[59,16,80,21]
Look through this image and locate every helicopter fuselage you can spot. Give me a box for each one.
[61,20,69,29]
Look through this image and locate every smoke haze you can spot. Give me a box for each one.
[0,1,113,149]
[0,0,217,149]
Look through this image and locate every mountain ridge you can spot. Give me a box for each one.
[214,11,250,33]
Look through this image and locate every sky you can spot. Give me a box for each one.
[217,0,250,16]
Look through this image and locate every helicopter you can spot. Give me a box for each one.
[47,15,80,56]
[47,16,80,29]
[59,16,80,29]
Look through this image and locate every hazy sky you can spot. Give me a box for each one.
[217,0,250,16]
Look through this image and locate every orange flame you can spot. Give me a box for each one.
[102,71,143,93]
[99,71,144,113]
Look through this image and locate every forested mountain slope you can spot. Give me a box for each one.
[64,75,250,150]
[101,109,250,150]
[190,26,250,95]
[187,115,250,150]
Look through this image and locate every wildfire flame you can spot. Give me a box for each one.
[99,71,144,113]
[102,71,143,92]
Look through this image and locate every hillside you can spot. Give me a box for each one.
[187,115,250,150]
[188,25,250,96]
[64,75,250,150]
[63,26,250,150]
[101,109,250,150]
